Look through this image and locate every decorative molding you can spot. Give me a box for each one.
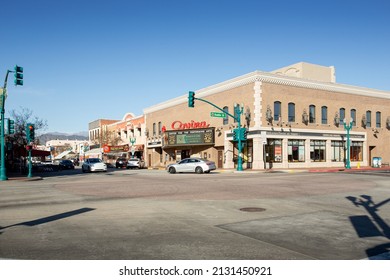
[144,70,390,114]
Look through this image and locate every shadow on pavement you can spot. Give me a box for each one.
[0,207,95,232]
[346,195,390,259]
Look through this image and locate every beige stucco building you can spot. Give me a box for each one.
[144,62,390,170]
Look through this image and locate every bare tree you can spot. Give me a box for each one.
[8,107,48,146]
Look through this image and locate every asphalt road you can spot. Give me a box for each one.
[1,168,389,260]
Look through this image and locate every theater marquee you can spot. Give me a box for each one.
[163,128,215,147]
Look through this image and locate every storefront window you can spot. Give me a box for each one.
[331,140,345,162]
[351,142,363,161]
[288,139,305,162]
[265,139,282,163]
[310,140,326,162]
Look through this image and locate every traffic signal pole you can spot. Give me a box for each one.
[189,92,244,171]
[1,66,23,181]
[0,70,12,180]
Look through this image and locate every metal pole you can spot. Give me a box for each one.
[0,70,11,181]
[344,119,352,169]
[0,93,7,180]
[27,148,32,178]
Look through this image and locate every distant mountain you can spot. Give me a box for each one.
[38,131,88,144]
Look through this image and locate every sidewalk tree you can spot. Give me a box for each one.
[8,107,48,146]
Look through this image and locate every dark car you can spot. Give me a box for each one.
[115,157,127,168]
[54,159,74,170]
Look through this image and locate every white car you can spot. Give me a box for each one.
[126,158,145,169]
[82,158,107,173]
[167,158,216,174]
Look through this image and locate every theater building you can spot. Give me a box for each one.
[144,62,390,170]
[94,113,146,165]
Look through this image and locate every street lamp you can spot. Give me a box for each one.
[343,118,353,169]
[234,103,244,171]
[129,137,136,158]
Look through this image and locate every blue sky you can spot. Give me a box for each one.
[1,0,389,134]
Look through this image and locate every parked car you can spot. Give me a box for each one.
[126,158,145,169]
[115,157,127,168]
[82,158,107,173]
[166,158,216,174]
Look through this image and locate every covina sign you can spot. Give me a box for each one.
[171,120,210,130]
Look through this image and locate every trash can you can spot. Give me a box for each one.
[372,157,382,168]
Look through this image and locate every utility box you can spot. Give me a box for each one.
[372,157,382,168]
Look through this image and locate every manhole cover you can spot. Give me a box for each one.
[239,207,266,212]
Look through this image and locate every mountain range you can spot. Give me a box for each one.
[38,131,89,144]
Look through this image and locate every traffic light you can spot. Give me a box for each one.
[14,65,24,86]
[7,119,15,134]
[26,123,35,142]
[233,128,239,141]
[188,91,195,107]
[240,128,248,140]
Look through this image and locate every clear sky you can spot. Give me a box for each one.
[1,0,389,134]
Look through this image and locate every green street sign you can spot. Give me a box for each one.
[210,112,226,118]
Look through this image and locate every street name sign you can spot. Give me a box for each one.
[210,112,226,118]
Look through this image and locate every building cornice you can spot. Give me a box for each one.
[144,71,390,114]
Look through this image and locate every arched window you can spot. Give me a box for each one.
[288,103,295,122]
[274,101,281,122]
[321,106,328,124]
[339,108,345,125]
[366,111,371,127]
[309,105,316,123]
[350,109,356,126]
[223,106,229,125]
[376,111,381,128]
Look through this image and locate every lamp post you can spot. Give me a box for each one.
[234,103,244,171]
[0,87,7,180]
[343,118,353,169]
[129,137,136,158]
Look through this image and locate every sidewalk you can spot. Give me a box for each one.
[218,166,390,174]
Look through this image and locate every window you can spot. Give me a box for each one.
[366,111,371,127]
[331,141,344,162]
[288,139,305,162]
[339,108,345,125]
[376,111,381,128]
[350,109,356,126]
[321,106,328,124]
[274,101,281,122]
[351,142,363,161]
[309,105,316,123]
[288,103,295,122]
[310,140,326,162]
[153,123,156,136]
[223,106,229,125]
[158,122,162,135]
[265,139,282,163]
